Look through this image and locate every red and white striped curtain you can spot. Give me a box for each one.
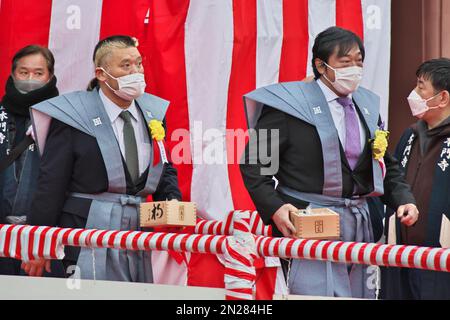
[0,0,391,292]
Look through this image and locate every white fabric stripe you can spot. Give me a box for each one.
[400,246,416,267]
[136,233,147,250]
[374,245,388,266]
[185,0,235,220]
[361,0,391,125]
[48,0,103,94]
[225,290,253,300]
[256,0,283,88]
[196,235,211,253]
[226,280,254,290]
[306,0,337,77]
[18,226,30,261]
[100,230,116,248]
[0,225,8,256]
[148,233,163,250]
[160,233,176,250]
[43,228,57,257]
[426,249,438,271]
[337,242,352,262]
[351,242,365,263]
[303,240,315,259]
[325,241,339,261]
[290,239,301,259]
[413,247,428,269]
[8,226,19,258]
[387,245,401,266]
[125,231,141,249]
[362,243,377,265]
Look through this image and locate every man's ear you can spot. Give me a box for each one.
[95,67,107,82]
[440,90,450,108]
[314,58,325,75]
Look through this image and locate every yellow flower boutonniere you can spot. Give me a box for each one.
[149,119,165,141]
[371,126,389,160]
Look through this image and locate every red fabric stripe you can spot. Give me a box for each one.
[61,229,72,246]
[369,244,382,265]
[321,241,333,260]
[408,247,419,268]
[420,248,432,270]
[344,242,356,263]
[226,0,257,211]
[27,226,39,261]
[37,227,51,258]
[192,234,202,252]
[107,230,121,248]
[234,222,249,233]
[14,225,26,260]
[227,288,254,296]
[147,0,193,201]
[143,233,153,250]
[131,233,141,250]
[167,234,177,251]
[49,228,63,259]
[120,231,133,250]
[382,245,393,266]
[207,222,215,235]
[216,237,227,254]
[96,230,109,248]
[155,233,165,251]
[434,250,444,272]
[224,213,234,235]
[285,239,294,258]
[179,234,190,252]
[278,0,309,82]
[0,0,52,96]
[332,242,345,262]
[395,246,407,267]
[310,240,321,259]
[228,245,252,267]
[335,0,364,40]
[73,230,85,247]
[226,294,251,301]
[224,267,255,281]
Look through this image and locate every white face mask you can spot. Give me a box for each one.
[101,68,146,101]
[407,89,441,118]
[14,78,47,94]
[322,62,363,95]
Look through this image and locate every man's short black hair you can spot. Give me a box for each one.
[416,58,450,94]
[311,26,365,79]
[12,45,55,75]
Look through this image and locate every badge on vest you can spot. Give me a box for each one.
[93,117,102,126]
[313,106,322,115]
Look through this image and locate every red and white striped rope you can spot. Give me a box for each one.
[255,236,450,273]
[195,210,271,236]
[2,224,450,272]
[224,211,257,300]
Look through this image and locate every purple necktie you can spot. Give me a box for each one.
[337,97,360,170]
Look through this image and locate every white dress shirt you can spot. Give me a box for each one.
[317,79,366,152]
[99,88,151,175]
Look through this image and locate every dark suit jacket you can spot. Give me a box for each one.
[240,105,415,237]
[28,116,181,261]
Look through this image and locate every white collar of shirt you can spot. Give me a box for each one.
[99,88,139,123]
[316,78,353,103]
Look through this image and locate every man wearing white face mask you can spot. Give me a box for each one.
[0,45,60,276]
[381,58,450,300]
[21,35,182,281]
[241,27,419,298]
